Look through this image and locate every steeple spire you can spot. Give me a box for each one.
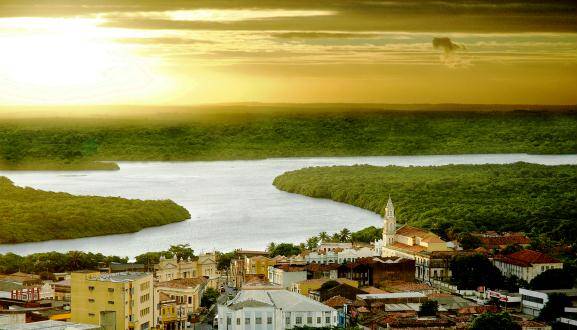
[382,194,396,246]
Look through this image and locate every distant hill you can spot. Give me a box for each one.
[0,106,576,167]
[0,177,190,244]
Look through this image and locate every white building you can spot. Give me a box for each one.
[317,242,352,254]
[305,246,377,265]
[267,265,307,290]
[493,250,563,282]
[520,288,577,317]
[217,289,338,329]
[375,197,449,260]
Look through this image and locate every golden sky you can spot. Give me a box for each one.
[0,0,576,105]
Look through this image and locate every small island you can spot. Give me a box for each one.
[0,176,190,244]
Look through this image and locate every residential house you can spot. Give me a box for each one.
[308,282,367,302]
[0,273,43,302]
[70,271,154,330]
[155,292,184,330]
[52,279,71,302]
[493,249,563,282]
[245,256,276,278]
[318,243,352,253]
[473,231,532,250]
[217,288,339,329]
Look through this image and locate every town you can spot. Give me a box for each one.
[0,197,575,330]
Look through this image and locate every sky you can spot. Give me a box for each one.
[0,0,576,105]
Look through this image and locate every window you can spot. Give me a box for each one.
[326,317,330,323]
[108,300,114,305]
[296,317,302,324]
[267,317,272,324]
[88,286,94,291]
[237,318,241,325]
[188,296,192,304]
[108,288,114,293]
[88,313,95,317]
[256,317,262,324]
[245,318,250,325]
[88,298,95,303]
[317,317,321,324]
[227,317,231,325]
[307,317,312,324]
[286,317,290,325]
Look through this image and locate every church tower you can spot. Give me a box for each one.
[382,195,396,246]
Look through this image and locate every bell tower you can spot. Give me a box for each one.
[382,195,396,246]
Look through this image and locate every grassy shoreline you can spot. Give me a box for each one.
[0,161,119,171]
[0,177,190,244]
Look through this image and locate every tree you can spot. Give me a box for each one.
[267,242,276,253]
[339,228,351,242]
[458,233,482,250]
[418,300,438,316]
[530,269,575,290]
[318,232,329,243]
[450,254,504,289]
[168,244,195,261]
[269,243,302,257]
[201,287,220,308]
[469,312,521,330]
[500,244,523,255]
[330,233,341,242]
[216,251,235,271]
[538,293,572,323]
[350,226,382,243]
[503,275,528,292]
[135,251,173,266]
[306,236,320,250]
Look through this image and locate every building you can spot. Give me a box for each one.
[267,265,307,290]
[70,271,154,330]
[0,320,101,329]
[0,273,43,302]
[473,231,532,250]
[229,250,269,289]
[155,253,219,288]
[245,256,276,278]
[306,263,339,280]
[155,277,208,326]
[155,292,182,330]
[356,292,428,312]
[317,242,352,254]
[305,246,377,265]
[52,279,71,302]
[217,289,339,329]
[493,249,563,282]
[337,256,415,286]
[291,278,358,296]
[376,197,449,259]
[415,251,465,283]
[308,282,366,302]
[519,288,577,317]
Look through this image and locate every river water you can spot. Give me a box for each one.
[0,154,575,258]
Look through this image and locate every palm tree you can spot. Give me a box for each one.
[267,242,276,253]
[318,232,329,243]
[330,233,340,242]
[339,228,351,242]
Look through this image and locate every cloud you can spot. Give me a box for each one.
[273,32,379,39]
[432,37,464,53]
[116,37,215,45]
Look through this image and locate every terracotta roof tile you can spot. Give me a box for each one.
[324,295,352,308]
[495,249,561,267]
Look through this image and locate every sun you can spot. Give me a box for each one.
[0,17,167,104]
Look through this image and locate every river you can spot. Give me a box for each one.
[0,154,575,258]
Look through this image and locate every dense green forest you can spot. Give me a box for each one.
[273,163,577,243]
[0,161,118,171]
[0,177,190,243]
[1,107,576,167]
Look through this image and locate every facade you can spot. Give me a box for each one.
[155,253,219,288]
[376,197,449,260]
[267,265,307,290]
[473,232,532,250]
[305,246,377,265]
[70,271,154,330]
[217,289,338,329]
[338,257,415,286]
[0,272,43,302]
[415,251,465,283]
[519,288,577,317]
[156,292,184,330]
[53,279,71,301]
[155,277,208,327]
[493,249,563,282]
[245,256,276,278]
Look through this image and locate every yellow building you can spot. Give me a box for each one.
[154,277,207,329]
[155,253,219,289]
[291,278,359,296]
[245,256,276,277]
[71,271,154,330]
[157,292,179,330]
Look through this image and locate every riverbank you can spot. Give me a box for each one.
[0,176,190,244]
[273,162,577,244]
[0,161,119,171]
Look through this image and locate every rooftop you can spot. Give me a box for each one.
[227,289,336,312]
[88,272,151,283]
[157,277,207,289]
[0,320,100,330]
[357,292,426,300]
[396,225,445,243]
[495,249,562,267]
